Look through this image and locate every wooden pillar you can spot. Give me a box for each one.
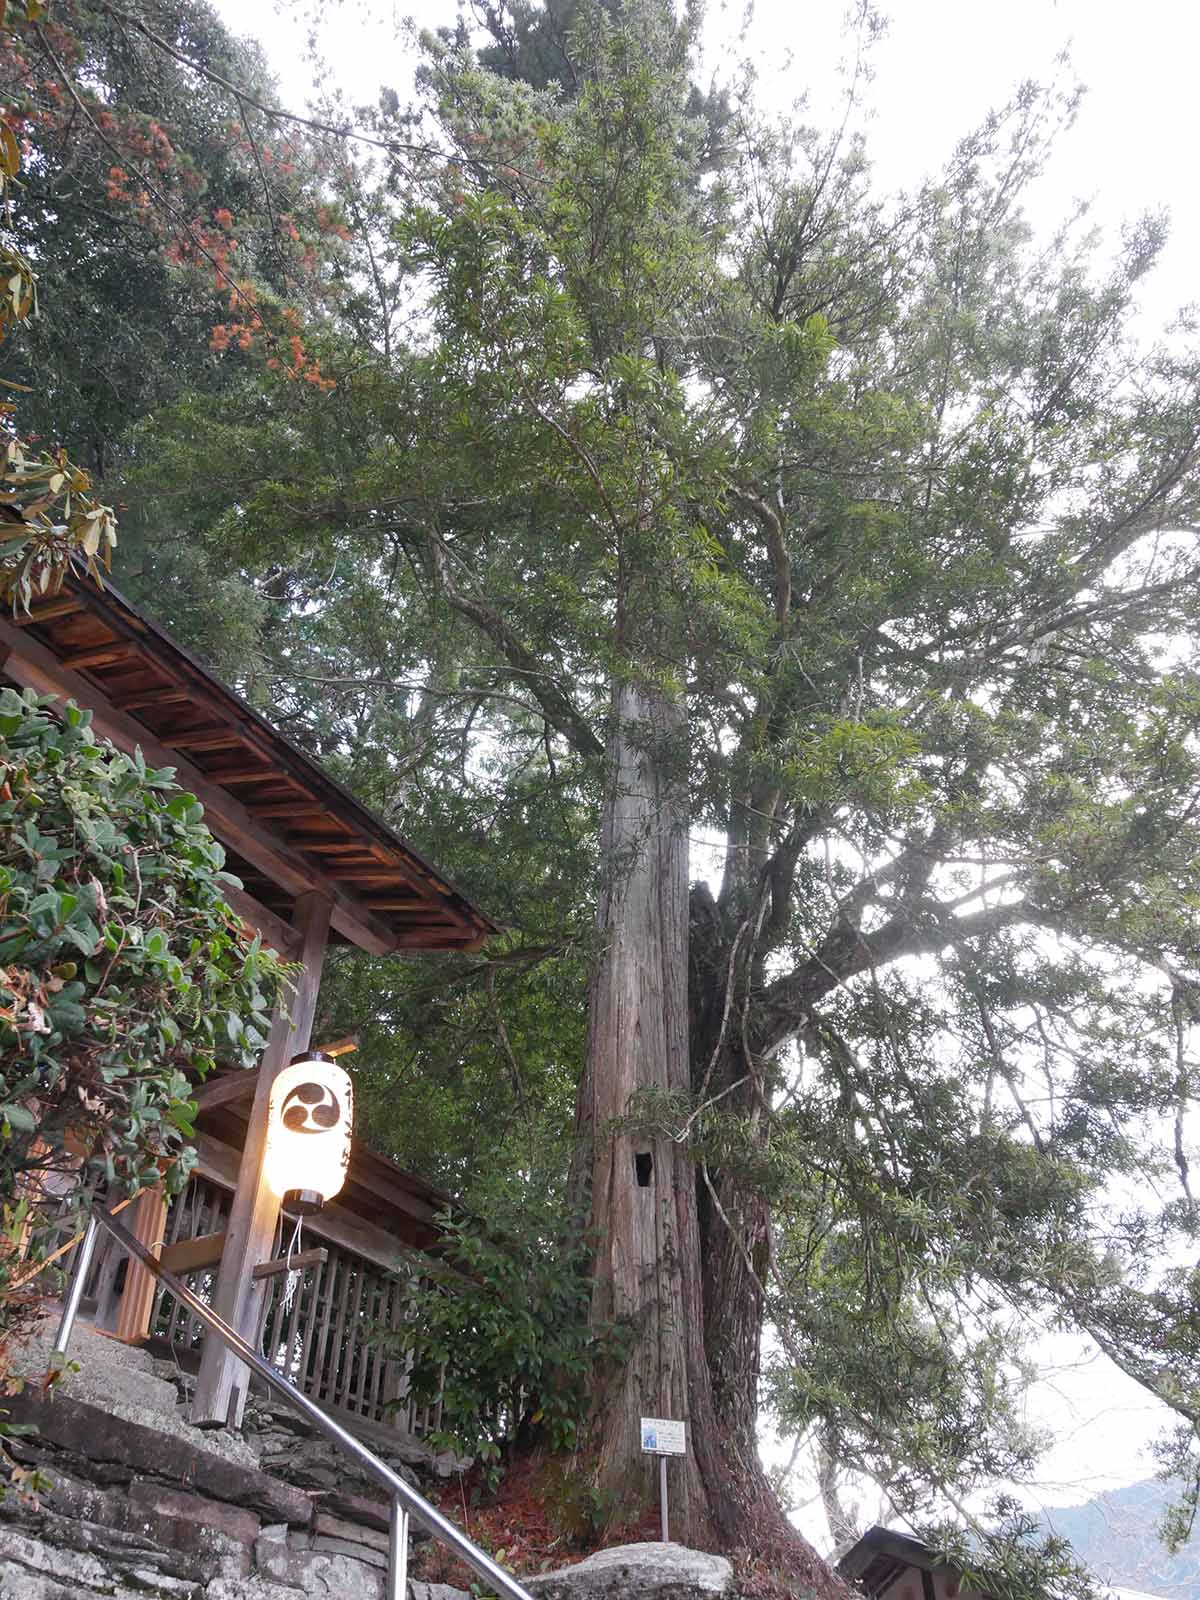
[191,892,332,1427]
[112,1187,170,1343]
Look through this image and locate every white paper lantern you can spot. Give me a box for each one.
[264,1052,353,1216]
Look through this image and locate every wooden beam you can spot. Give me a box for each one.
[194,1072,258,1113]
[219,881,303,959]
[194,1134,434,1275]
[376,906,462,925]
[342,1162,440,1228]
[11,597,84,627]
[60,643,141,671]
[0,620,398,956]
[253,1246,327,1281]
[323,868,403,882]
[213,768,287,785]
[164,728,244,751]
[158,1231,326,1281]
[112,1187,169,1344]
[288,841,371,856]
[246,801,323,819]
[191,892,331,1428]
[160,1229,227,1276]
[393,928,487,951]
[112,687,189,711]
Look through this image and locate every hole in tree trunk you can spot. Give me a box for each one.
[634,1151,654,1187]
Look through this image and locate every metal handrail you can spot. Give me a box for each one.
[54,1203,535,1600]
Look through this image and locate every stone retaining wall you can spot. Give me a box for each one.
[0,1317,450,1600]
[1,1387,403,1599]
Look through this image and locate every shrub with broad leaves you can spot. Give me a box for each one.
[0,686,292,1479]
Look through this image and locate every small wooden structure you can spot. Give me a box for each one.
[839,1528,989,1600]
[0,571,496,1428]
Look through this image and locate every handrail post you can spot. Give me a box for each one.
[389,1497,409,1600]
[53,1215,98,1357]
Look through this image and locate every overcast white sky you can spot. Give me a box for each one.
[213,0,1197,1553]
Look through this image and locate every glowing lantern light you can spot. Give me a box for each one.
[264,1052,353,1216]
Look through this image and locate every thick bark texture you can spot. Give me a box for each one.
[575,684,843,1591]
[575,680,710,1537]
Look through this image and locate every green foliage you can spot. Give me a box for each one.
[0,687,290,1338]
[2,0,346,485]
[922,1497,1102,1600]
[377,1188,617,1482]
[1,70,117,609]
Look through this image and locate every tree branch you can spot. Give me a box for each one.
[759,897,1034,1056]
[731,486,790,628]
[427,534,604,760]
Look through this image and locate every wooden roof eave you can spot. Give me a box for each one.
[0,611,470,957]
[67,575,494,938]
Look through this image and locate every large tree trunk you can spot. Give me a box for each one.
[574,683,842,1590]
[575,679,713,1539]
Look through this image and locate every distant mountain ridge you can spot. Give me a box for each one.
[1037,1479,1200,1599]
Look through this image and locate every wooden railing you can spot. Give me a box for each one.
[149,1174,231,1356]
[148,1173,440,1436]
[258,1232,440,1433]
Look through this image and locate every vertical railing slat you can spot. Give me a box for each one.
[135,1174,445,1435]
[312,1249,340,1407]
[336,1263,366,1411]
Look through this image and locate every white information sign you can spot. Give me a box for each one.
[640,1417,686,1456]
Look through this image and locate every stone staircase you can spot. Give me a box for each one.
[0,1316,438,1599]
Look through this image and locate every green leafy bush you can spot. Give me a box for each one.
[0,685,291,1353]
[379,1194,619,1483]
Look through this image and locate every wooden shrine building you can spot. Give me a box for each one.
[839,1528,991,1600]
[0,570,497,1431]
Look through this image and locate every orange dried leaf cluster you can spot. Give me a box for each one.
[2,14,341,397]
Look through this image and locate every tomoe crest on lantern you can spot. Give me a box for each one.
[264,1052,353,1215]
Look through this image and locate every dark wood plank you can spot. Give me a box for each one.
[59,643,141,670]
[247,801,325,819]
[290,842,374,857]
[160,1229,227,1276]
[204,767,283,785]
[165,728,244,752]
[11,597,84,627]
[323,866,408,881]
[112,687,189,711]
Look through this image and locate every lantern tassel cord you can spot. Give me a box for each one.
[280,1209,302,1312]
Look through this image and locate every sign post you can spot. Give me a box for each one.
[640,1417,686,1542]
